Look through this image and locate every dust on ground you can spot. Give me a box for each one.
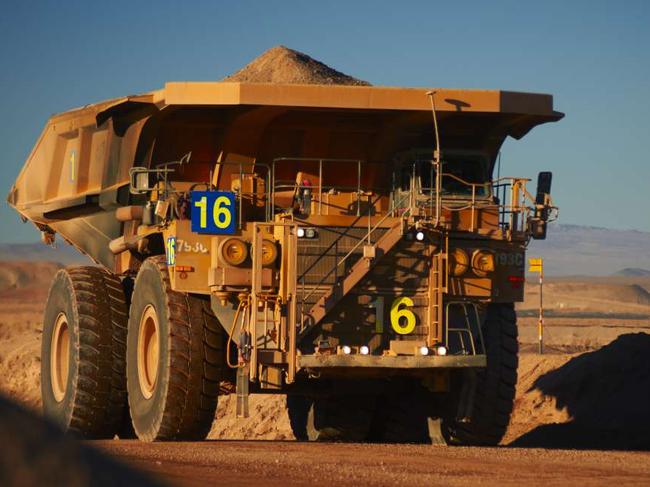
[97,440,650,487]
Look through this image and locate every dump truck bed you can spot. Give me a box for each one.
[7,82,562,268]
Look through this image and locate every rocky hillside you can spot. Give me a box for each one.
[529,224,650,276]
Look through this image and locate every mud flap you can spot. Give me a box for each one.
[456,369,478,422]
[427,418,447,445]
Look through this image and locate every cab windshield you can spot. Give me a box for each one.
[399,154,490,198]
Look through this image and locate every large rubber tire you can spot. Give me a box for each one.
[126,256,223,441]
[442,303,519,446]
[369,389,433,444]
[286,395,311,441]
[288,394,375,442]
[41,267,129,438]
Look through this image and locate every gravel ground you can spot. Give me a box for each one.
[96,440,650,487]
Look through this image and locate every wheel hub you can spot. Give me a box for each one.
[137,304,160,399]
[50,313,70,402]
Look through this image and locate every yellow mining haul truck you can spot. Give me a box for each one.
[8,82,562,444]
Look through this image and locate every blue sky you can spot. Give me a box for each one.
[1,0,649,242]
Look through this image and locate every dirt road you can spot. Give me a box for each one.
[96,440,650,486]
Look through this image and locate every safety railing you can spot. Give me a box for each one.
[271,157,389,217]
[297,193,411,331]
[491,177,532,234]
[391,159,533,234]
[444,302,486,356]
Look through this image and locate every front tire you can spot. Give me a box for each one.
[288,394,376,442]
[41,267,129,438]
[126,257,223,441]
[442,303,519,445]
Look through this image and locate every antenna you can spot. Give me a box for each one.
[497,151,501,181]
[426,91,441,163]
[426,91,443,226]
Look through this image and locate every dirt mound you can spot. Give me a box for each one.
[209,394,293,440]
[0,394,161,486]
[223,45,370,86]
[504,353,573,443]
[546,282,650,304]
[0,261,61,296]
[511,333,650,450]
[521,280,650,312]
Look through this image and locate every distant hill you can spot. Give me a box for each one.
[529,224,650,276]
[0,224,648,276]
[0,261,62,294]
[0,243,89,265]
[614,268,650,277]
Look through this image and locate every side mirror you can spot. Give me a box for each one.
[535,171,552,205]
[129,167,156,194]
[529,171,553,239]
[528,218,547,240]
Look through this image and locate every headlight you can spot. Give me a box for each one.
[449,248,469,277]
[296,227,317,238]
[472,249,495,277]
[261,239,279,266]
[219,238,248,266]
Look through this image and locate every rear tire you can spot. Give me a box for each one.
[441,303,518,446]
[289,395,375,442]
[41,267,129,438]
[369,389,432,443]
[126,256,223,441]
[286,395,310,441]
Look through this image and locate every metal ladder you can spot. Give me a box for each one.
[298,218,405,340]
[445,302,485,355]
[428,235,447,346]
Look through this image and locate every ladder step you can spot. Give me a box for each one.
[300,221,403,338]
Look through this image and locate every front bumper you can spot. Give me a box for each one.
[297,354,486,370]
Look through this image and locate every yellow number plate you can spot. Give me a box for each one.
[390,296,417,334]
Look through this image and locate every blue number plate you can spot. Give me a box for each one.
[190,191,236,234]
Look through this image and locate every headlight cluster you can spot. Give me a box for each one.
[449,248,495,277]
[261,239,278,266]
[471,249,495,277]
[218,238,279,267]
[449,248,470,276]
[296,227,318,239]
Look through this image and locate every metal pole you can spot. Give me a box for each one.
[318,159,323,215]
[538,261,544,354]
[356,160,361,216]
[238,163,243,229]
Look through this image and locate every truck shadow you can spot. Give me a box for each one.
[0,394,162,486]
[511,333,650,450]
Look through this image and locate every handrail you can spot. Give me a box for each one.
[296,192,386,282]
[271,157,387,217]
[272,157,364,217]
[395,168,534,234]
